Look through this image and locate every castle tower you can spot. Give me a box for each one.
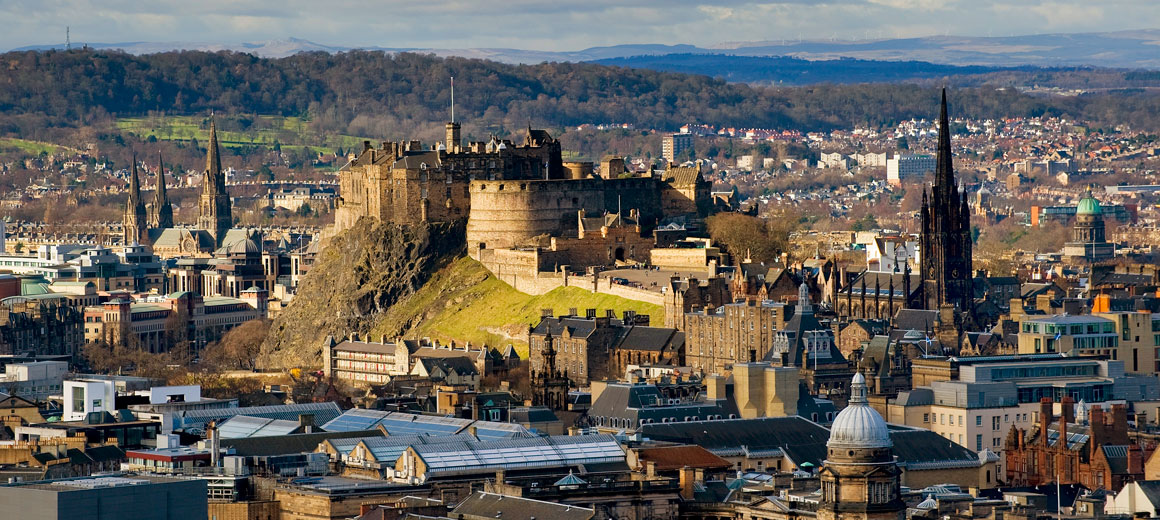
[198,117,233,246]
[818,372,904,520]
[920,89,973,318]
[123,154,147,245]
[445,122,461,152]
[151,151,174,229]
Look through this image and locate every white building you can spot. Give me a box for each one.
[63,379,117,421]
[0,361,69,401]
[887,154,936,186]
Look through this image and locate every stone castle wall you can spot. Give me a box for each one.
[467,177,664,253]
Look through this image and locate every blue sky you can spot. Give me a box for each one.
[4,0,1160,51]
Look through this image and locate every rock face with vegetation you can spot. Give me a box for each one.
[258,218,465,369]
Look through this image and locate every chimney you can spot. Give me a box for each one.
[679,466,695,500]
[586,308,596,319]
[1061,397,1075,425]
[569,307,578,317]
[1039,398,1053,447]
[298,413,316,433]
[208,420,221,467]
[705,375,727,401]
[1128,444,1144,475]
[606,309,615,318]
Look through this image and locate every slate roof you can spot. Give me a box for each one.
[219,429,386,457]
[614,326,683,353]
[588,383,739,426]
[393,151,441,170]
[332,340,398,355]
[1102,445,1130,475]
[640,416,830,467]
[451,492,594,520]
[888,427,984,468]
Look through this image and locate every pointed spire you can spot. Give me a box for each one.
[206,115,222,178]
[934,88,954,192]
[128,153,143,210]
[154,151,173,229]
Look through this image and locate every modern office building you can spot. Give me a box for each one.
[0,475,207,520]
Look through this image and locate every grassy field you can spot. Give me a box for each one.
[0,138,75,156]
[115,115,371,155]
[371,257,663,358]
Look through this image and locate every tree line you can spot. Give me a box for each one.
[4,48,1160,140]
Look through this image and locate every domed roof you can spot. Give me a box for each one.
[1076,192,1102,216]
[229,237,262,255]
[827,372,892,449]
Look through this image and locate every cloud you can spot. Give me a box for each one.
[2,0,1158,52]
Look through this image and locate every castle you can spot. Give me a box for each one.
[334,122,713,270]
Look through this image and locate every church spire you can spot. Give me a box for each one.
[124,153,146,245]
[199,114,233,247]
[206,115,222,178]
[128,153,143,210]
[934,88,954,193]
[153,151,173,229]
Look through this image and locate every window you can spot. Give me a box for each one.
[976,434,983,451]
[923,413,929,423]
[976,416,982,426]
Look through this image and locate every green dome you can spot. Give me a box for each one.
[1076,194,1103,216]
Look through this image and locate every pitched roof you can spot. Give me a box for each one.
[451,492,594,520]
[632,445,731,471]
[640,416,830,467]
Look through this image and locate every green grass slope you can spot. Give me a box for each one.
[370,257,664,358]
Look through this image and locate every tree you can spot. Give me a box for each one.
[706,212,793,264]
[200,319,271,371]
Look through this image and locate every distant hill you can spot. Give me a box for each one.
[7,49,1160,138]
[591,54,1015,85]
[14,30,1160,69]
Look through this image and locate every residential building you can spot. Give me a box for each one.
[886,153,935,186]
[662,133,693,164]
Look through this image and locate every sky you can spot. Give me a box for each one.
[3,0,1160,52]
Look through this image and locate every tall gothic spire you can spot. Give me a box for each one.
[124,153,147,245]
[128,153,143,210]
[199,114,233,246]
[154,151,173,229]
[934,88,954,193]
[206,116,222,178]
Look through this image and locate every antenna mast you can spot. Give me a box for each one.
[450,76,455,123]
[66,27,71,50]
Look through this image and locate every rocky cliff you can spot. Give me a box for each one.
[258,218,465,369]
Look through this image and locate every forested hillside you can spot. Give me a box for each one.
[5,48,1160,140]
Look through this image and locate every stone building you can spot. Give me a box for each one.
[662,276,732,330]
[1004,398,1145,491]
[818,372,905,520]
[1062,190,1115,262]
[528,311,680,386]
[334,125,564,232]
[0,298,83,358]
[683,300,787,375]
